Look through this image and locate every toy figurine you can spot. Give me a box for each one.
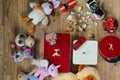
[45,32,57,45]
[86,0,105,20]
[22,1,60,33]
[104,17,118,33]
[59,0,76,12]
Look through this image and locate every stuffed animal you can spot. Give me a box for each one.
[18,67,38,80]
[12,48,32,62]
[10,33,35,62]
[34,64,60,80]
[18,59,60,80]
[22,0,60,33]
[31,59,60,80]
[14,33,35,48]
[52,65,100,80]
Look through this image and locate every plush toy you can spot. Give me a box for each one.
[31,59,60,80]
[12,48,32,62]
[18,59,50,80]
[14,33,35,48]
[52,65,100,80]
[34,64,60,80]
[18,67,38,80]
[22,0,60,33]
[10,33,35,62]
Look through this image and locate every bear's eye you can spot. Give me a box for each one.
[20,34,25,38]
[16,55,19,58]
[18,40,23,44]
[18,75,21,78]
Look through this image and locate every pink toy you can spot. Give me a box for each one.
[34,64,60,80]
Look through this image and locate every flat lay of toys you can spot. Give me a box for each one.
[8,0,120,80]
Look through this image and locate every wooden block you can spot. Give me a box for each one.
[0,0,3,25]
[0,56,3,80]
[0,26,3,56]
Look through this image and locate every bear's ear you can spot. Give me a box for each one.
[78,65,86,72]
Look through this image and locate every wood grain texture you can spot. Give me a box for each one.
[0,0,120,80]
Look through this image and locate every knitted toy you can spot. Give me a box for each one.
[22,0,60,33]
[52,65,100,80]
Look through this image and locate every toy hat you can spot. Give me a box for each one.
[41,2,53,15]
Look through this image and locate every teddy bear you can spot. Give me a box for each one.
[10,33,35,62]
[22,0,60,33]
[52,65,100,80]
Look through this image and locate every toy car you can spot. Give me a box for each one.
[59,0,76,12]
[86,0,105,20]
[72,37,86,50]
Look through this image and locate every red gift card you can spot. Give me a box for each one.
[44,33,70,72]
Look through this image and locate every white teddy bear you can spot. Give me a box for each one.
[22,0,60,33]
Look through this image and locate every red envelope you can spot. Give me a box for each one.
[44,33,70,72]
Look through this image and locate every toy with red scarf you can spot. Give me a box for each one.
[59,0,76,12]
[104,17,119,33]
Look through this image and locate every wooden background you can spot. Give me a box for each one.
[0,0,120,80]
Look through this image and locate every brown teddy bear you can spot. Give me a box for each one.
[52,65,100,80]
